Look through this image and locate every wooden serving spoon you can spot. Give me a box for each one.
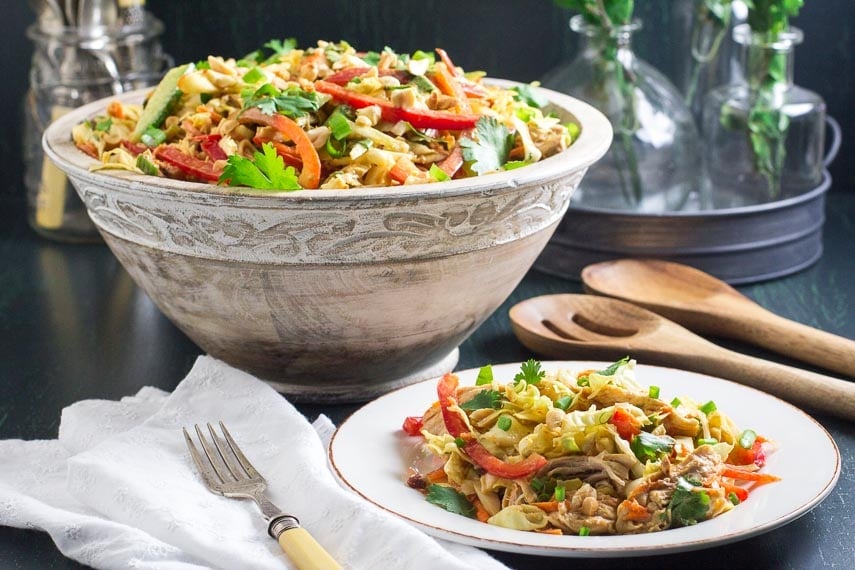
[582,259,855,379]
[509,294,855,421]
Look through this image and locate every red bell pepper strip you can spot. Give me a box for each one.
[437,373,470,437]
[120,140,147,157]
[437,145,464,178]
[402,416,424,436]
[194,134,228,162]
[240,108,321,189]
[727,439,767,468]
[609,407,641,441]
[269,141,305,170]
[436,373,547,479]
[314,80,480,131]
[153,146,222,182]
[251,135,304,169]
[723,483,750,503]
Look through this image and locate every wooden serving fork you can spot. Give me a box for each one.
[183,422,341,570]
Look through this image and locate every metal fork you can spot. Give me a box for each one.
[183,421,341,570]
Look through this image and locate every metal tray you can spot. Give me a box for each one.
[535,170,832,285]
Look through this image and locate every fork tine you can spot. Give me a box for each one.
[183,427,224,490]
[219,421,262,480]
[207,422,246,480]
[194,424,235,483]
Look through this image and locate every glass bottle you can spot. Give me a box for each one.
[24,15,170,242]
[674,0,747,120]
[702,25,825,208]
[542,15,701,212]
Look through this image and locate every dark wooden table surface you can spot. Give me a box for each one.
[1,193,853,570]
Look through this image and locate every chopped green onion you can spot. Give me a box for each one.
[326,110,352,140]
[411,74,437,92]
[242,67,266,84]
[200,93,213,104]
[565,122,580,139]
[554,485,566,502]
[411,49,435,62]
[453,437,466,448]
[670,397,682,407]
[697,438,718,446]
[728,492,741,505]
[648,385,660,399]
[515,106,537,122]
[429,164,450,182]
[561,436,580,452]
[699,400,717,415]
[195,60,211,70]
[555,395,573,411]
[530,478,545,493]
[497,416,512,431]
[140,126,166,147]
[738,429,757,449]
[325,136,347,158]
[502,160,530,171]
[577,375,590,387]
[579,526,590,537]
[135,154,159,176]
[475,364,493,385]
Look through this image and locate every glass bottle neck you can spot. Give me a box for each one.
[734,24,801,92]
[571,15,639,63]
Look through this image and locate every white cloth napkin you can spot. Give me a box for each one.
[0,356,509,570]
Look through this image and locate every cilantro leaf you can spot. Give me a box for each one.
[555,395,574,410]
[459,389,503,411]
[242,67,266,84]
[630,432,676,462]
[361,51,381,66]
[475,364,494,386]
[264,38,297,57]
[513,84,548,108]
[668,477,711,527]
[94,117,112,132]
[243,85,324,119]
[514,359,545,385]
[460,116,514,175]
[219,143,301,191]
[599,356,630,376]
[426,484,475,518]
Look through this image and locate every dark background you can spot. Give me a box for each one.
[2,0,853,216]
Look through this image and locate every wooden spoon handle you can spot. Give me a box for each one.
[670,342,855,421]
[743,309,855,378]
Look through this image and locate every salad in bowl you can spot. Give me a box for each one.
[73,39,577,192]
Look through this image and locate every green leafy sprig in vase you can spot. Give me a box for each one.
[544,0,700,212]
[684,0,735,112]
[734,0,803,196]
[553,0,642,206]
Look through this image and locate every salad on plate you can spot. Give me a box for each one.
[402,358,779,536]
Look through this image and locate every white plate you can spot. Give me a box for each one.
[329,362,841,557]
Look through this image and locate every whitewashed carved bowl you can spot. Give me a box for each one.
[43,80,612,402]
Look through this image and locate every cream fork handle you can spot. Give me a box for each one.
[277,527,342,570]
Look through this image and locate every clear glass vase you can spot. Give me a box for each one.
[674,0,747,120]
[701,25,826,208]
[542,15,701,212]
